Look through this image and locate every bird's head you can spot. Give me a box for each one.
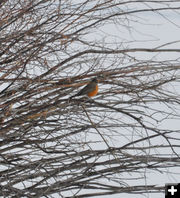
[92,75,104,83]
[91,77,98,83]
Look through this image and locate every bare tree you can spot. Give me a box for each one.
[0,0,180,197]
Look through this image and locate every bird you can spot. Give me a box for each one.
[70,77,98,99]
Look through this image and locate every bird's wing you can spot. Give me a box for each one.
[76,82,95,96]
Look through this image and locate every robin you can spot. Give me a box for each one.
[70,77,98,99]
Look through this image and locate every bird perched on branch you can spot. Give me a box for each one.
[70,77,98,99]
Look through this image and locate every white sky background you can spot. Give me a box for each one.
[89,7,180,198]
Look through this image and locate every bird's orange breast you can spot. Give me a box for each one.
[87,85,98,97]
